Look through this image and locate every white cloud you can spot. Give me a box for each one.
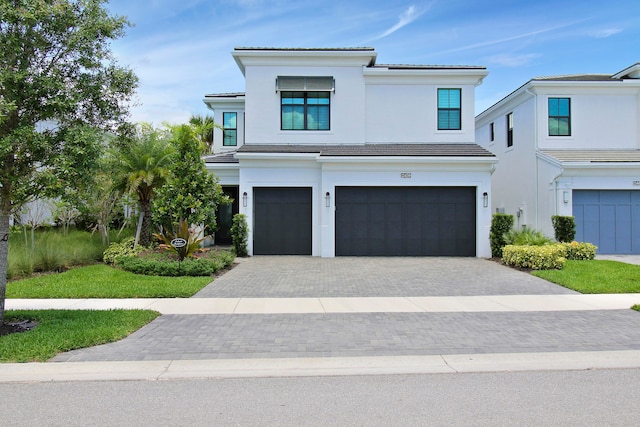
[486,53,541,67]
[369,4,427,42]
[591,28,623,38]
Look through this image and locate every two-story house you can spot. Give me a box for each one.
[476,63,640,254]
[204,47,496,257]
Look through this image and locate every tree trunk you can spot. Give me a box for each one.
[0,187,12,325]
[139,201,152,247]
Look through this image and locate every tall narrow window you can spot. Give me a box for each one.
[223,112,237,146]
[281,91,330,130]
[548,97,571,136]
[506,112,513,148]
[490,122,495,142]
[437,88,461,130]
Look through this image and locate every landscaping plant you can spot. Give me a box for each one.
[503,228,554,246]
[551,215,576,242]
[489,213,514,257]
[154,218,207,261]
[231,213,249,257]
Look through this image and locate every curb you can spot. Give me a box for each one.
[2,350,640,383]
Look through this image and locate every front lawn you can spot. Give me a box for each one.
[7,264,214,298]
[0,309,159,362]
[532,260,640,293]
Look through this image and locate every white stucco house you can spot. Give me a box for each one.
[476,63,640,254]
[203,47,496,257]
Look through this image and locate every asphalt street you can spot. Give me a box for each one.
[3,368,640,426]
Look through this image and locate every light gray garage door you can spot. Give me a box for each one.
[573,190,640,254]
[335,186,476,256]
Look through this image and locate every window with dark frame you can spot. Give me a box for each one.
[490,122,495,142]
[223,112,237,146]
[548,97,571,136]
[281,91,330,130]
[437,88,461,130]
[506,112,513,148]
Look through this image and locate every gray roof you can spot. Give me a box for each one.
[203,92,245,98]
[532,74,618,82]
[237,144,495,157]
[542,150,640,163]
[234,47,375,52]
[204,152,238,163]
[373,64,486,71]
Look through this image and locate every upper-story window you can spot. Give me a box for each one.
[223,112,237,146]
[281,92,330,130]
[277,76,334,131]
[506,112,513,148]
[548,97,571,136]
[437,88,461,130]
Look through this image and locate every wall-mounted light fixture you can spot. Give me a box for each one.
[482,192,489,208]
[325,191,331,207]
[563,191,569,204]
[242,191,248,207]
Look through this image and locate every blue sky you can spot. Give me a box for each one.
[106,0,640,126]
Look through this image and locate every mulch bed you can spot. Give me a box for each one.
[0,319,38,337]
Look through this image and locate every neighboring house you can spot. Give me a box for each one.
[476,63,640,254]
[203,47,496,257]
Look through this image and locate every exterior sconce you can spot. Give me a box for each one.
[325,191,331,207]
[563,191,569,204]
[242,191,248,207]
[482,192,489,208]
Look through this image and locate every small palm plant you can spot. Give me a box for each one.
[154,219,207,261]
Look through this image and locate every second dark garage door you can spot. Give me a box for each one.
[253,187,312,255]
[335,186,476,256]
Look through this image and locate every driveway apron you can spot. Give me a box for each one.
[51,257,640,362]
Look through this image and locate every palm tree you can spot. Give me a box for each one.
[111,124,173,246]
[188,114,216,154]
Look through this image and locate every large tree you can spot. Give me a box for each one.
[0,0,138,324]
[111,124,173,247]
[152,123,228,234]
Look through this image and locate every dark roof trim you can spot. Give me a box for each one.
[373,64,486,70]
[204,153,239,164]
[204,92,245,98]
[237,144,495,157]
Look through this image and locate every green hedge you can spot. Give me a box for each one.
[502,244,566,270]
[116,251,235,276]
[502,241,597,270]
[559,241,597,260]
[490,213,514,258]
[552,216,576,242]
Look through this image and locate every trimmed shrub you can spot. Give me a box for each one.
[117,250,235,276]
[230,213,249,257]
[552,216,576,242]
[103,237,145,265]
[502,244,566,270]
[503,228,554,246]
[490,214,514,258]
[559,241,597,260]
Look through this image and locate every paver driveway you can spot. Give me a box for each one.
[194,257,575,298]
[52,257,640,362]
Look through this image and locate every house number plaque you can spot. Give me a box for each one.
[401,173,412,179]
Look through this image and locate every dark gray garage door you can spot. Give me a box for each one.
[573,190,640,254]
[253,187,312,255]
[335,187,476,256]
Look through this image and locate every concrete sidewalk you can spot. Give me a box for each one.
[7,293,640,314]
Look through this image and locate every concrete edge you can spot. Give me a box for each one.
[2,350,640,383]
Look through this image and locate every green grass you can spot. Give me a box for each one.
[7,264,214,298]
[532,260,640,293]
[0,309,159,362]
